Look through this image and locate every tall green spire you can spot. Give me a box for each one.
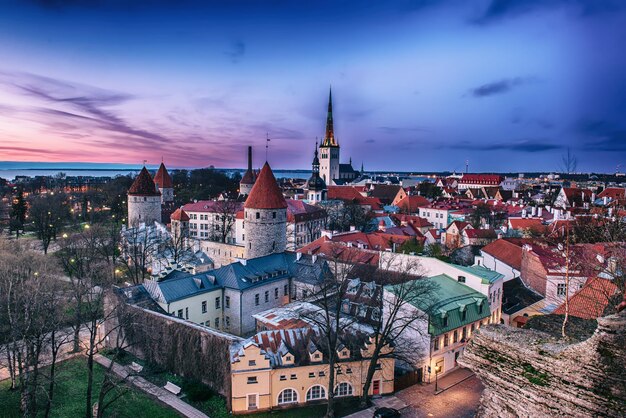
[321,87,337,147]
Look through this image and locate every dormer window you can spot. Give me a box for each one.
[478,302,483,314]
[442,315,448,327]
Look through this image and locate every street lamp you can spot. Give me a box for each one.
[434,365,441,392]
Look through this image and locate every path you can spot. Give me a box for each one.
[93,354,209,418]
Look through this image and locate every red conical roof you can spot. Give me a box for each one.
[128,167,161,196]
[170,207,190,221]
[154,162,173,189]
[244,162,287,209]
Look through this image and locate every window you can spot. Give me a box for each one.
[478,303,483,314]
[290,374,297,380]
[443,316,448,327]
[202,301,207,313]
[286,355,292,361]
[273,211,276,219]
[247,376,257,384]
[461,310,467,321]
[225,296,230,308]
[375,363,382,370]
[302,289,308,299]
[318,371,325,377]
[215,297,221,309]
[225,316,230,328]
[453,330,458,343]
[284,284,289,296]
[557,283,566,296]
[444,334,449,347]
[248,360,256,367]
[314,353,320,359]
[346,368,352,374]
[214,317,219,328]
[280,375,286,381]
[177,309,183,318]
[185,308,189,319]
[278,389,298,405]
[255,294,259,306]
[275,288,279,299]
[308,372,315,378]
[265,291,269,303]
[256,212,260,219]
[334,382,353,397]
[306,385,326,401]
[434,337,440,351]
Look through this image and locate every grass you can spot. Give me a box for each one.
[0,357,179,418]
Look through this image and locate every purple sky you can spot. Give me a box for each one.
[0,0,625,172]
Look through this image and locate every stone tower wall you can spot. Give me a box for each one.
[320,146,340,184]
[159,187,174,203]
[239,182,253,196]
[128,195,162,226]
[243,207,287,259]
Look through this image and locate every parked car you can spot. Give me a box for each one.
[373,407,401,418]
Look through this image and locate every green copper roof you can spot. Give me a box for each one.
[451,264,504,285]
[387,274,490,336]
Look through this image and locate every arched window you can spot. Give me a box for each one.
[277,388,298,404]
[334,382,353,397]
[306,385,326,401]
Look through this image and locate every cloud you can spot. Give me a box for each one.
[377,126,429,135]
[577,119,626,151]
[469,77,536,98]
[452,139,562,152]
[475,0,625,24]
[224,40,246,63]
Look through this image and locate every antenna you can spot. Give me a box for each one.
[465,160,469,174]
[143,159,147,167]
[265,132,271,162]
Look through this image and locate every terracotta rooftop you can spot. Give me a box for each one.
[128,167,161,196]
[396,195,430,213]
[153,162,173,189]
[553,277,620,319]
[481,238,525,270]
[459,174,503,184]
[244,162,287,209]
[170,207,190,222]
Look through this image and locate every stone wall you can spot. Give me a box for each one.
[459,312,626,418]
[244,207,287,259]
[128,195,162,226]
[198,240,244,267]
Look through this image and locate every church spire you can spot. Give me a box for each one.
[321,87,337,147]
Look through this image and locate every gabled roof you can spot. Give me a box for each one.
[464,228,497,239]
[396,195,430,213]
[244,162,287,209]
[128,167,161,196]
[153,162,173,189]
[597,187,626,200]
[170,207,190,222]
[327,186,382,210]
[451,264,504,284]
[299,238,380,265]
[369,184,403,204]
[459,174,503,185]
[286,200,326,222]
[481,238,525,271]
[502,277,543,315]
[143,273,221,304]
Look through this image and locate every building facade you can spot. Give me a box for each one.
[127,166,162,226]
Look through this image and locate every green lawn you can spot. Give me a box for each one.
[0,357,179,418]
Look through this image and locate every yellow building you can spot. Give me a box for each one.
[230,328,394,414]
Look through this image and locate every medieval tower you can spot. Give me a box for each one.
[239,146,256,197]
[319,88,340,184]
[127,166,162,226]
[243,162,287,259]
[153,161,174,204]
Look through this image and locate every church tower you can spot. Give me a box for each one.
[305,141,327,204]
[243,162,287,259]
[127,166,162,226]
[319,88,340,185]
[239,146,256,197]
[153,161,174,204]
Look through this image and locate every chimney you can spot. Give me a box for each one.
[296,252,302,261]
[522,209,527,218]
[247,146,252,172]
[538,207,543,217]
[531,206,537,217]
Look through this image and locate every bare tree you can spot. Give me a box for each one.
[28,192,70,254]
[210,199,240,244]
[0,239,66,417]
[118,224,160,284]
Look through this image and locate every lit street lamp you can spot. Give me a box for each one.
[434,365,441,392]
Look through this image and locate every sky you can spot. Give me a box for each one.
[0,0,625,173]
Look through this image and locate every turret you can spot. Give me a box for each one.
[305,141,327,204]
[127,166,162,226]
[243,162,287,259]
[154,161,174,204]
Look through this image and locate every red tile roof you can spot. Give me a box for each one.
[286,200,326,222]
[464,228,497,239]
[170,207,190,221]
[128,167,161,196]
[459,174,503,185]
[327,186,382,210]
[597,187,626,200]
[183,200,244,213]
[153,162,173,189]
[508,217,546,232]
[553,277,620,319]
[481,238,525,270]
[396,195,430,213]
[299,238,380,265]
[244,162,287,209]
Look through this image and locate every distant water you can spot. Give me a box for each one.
[0,168,309,181]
